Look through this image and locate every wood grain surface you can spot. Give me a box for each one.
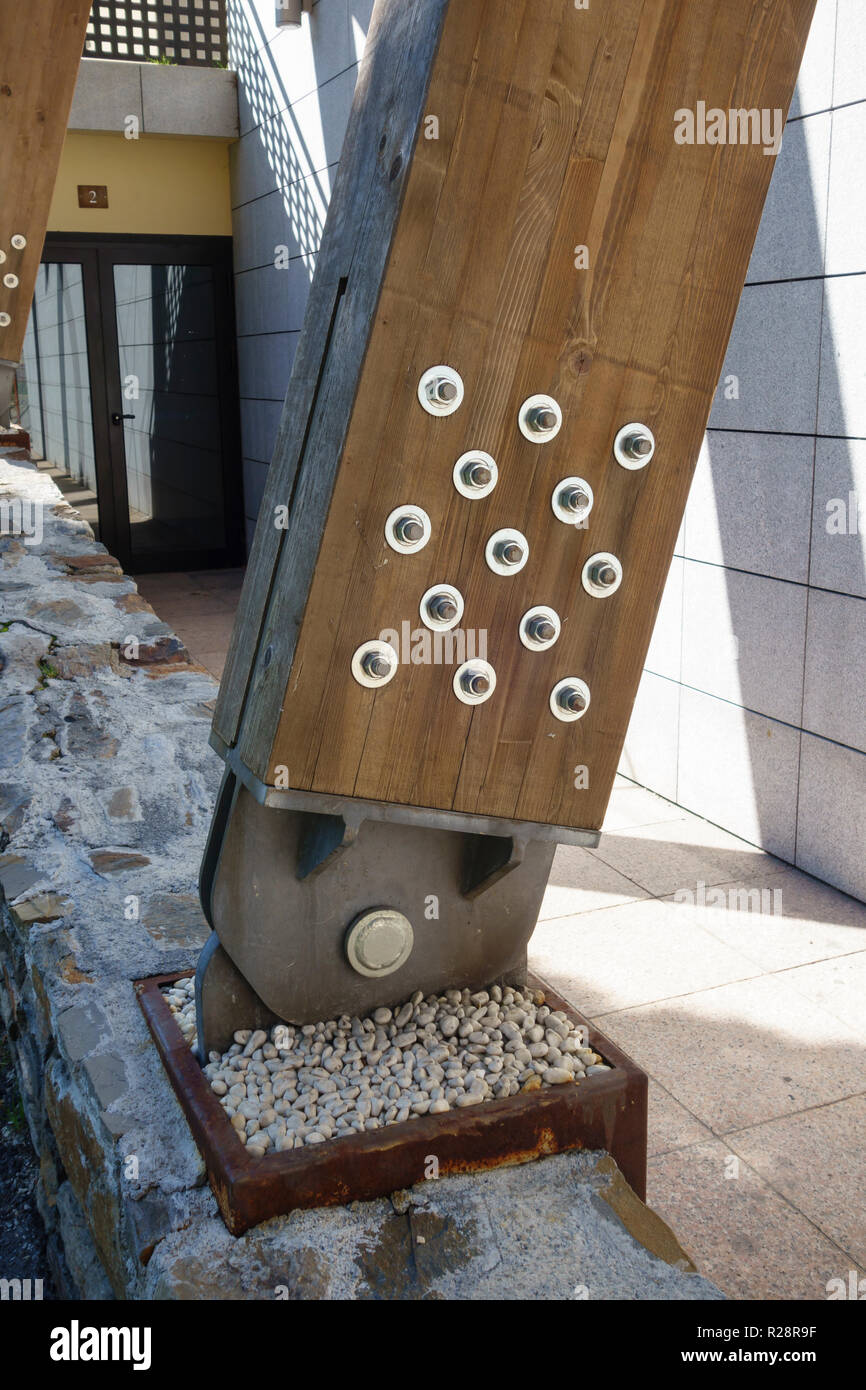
[0,1,91,365]
[216,0,816,833]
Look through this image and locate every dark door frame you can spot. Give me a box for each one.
[42,232,245,573]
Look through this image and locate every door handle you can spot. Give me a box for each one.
[111,412,135,424]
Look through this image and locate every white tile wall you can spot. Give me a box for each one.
[620,2,866,902]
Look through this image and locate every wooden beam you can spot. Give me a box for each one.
[214,0,817,835]
[0,1,91,368]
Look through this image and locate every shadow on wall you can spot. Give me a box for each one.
[226,0,375,537]
[702,92,864,882]
[227,0,375,310]
[623,5,866,900]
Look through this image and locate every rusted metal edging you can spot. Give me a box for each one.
[137,972,647,1236]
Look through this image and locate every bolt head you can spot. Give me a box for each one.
[464,461,492,488]
[363,651,393,680]
[430,377,457,403]
[625,432,652,457]
[529,405,558,433]
[429,594,458,622]
[529,617,556,643]
[559,686,587,714]
[462,669,490,696]
[395,514,424,544]
[562,486,590,513]
[594,564,618,587]
[496,540,524,566]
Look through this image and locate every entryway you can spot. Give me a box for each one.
[14,233,244,572]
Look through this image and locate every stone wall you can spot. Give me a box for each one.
[0,446,720,1299]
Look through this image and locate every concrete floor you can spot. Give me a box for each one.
[134,568,245,679]
[139,567,866,1302]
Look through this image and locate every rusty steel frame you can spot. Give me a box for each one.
[137,970,647,1237]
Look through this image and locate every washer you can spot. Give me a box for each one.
[453,659,496,705]
[384,504,431,554]
[551,476,593,525]
[519,605,561,651]
[519,394,563,443]
[581,551,623,598]
[613,422,655,469]
[549,677,591,722]
[485,527,529,576]
[418,365,464,416]
[420,583,464,632]
[452,450,498,499]
[351,639,399,688]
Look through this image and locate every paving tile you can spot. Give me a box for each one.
[790,0,837,118]
[747,110,831,282]
[602,781,686,833]
[681,561,807,727]
[647,1137,859,1300]
[646,1081,714,1158]
[618,670,679,803]
[825,102,866,275]
[780,950,866,1038]
[589,811,780,899]
[803,589,866,754]
[730,1095,866,1268]
[809,436,866,599]
[691,866,866,972]
[688,431,814,584]
[644,556,682,681]
[818,271,866,439]
[598,973,866,1133]
[530,896,762,1017]
[708,279,823,434]
[796,733,866,903]
[538,844,649,922]
[677,688,801,863]
[833,0,865,107]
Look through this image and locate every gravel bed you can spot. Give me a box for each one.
[163,976,611,1158]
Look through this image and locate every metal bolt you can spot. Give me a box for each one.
[363,650,394,680]
[461,668,490,696]
[528,616,556,643]
[624,431,653,458]
[560,485,590,513]
[592,562,618,588]
[495,539,524,566]
[428,594,458,623]
[428,376,457,405]
[529,405,558,433]
[394,514,424,545]
[462,460,492,488]
[558,685,587,714]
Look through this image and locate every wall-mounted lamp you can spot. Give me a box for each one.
[275,0,311,28]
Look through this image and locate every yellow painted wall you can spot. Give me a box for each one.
[47,131,232,236]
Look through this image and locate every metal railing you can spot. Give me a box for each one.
[85,0,227,68]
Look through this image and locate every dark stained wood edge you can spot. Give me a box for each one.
[213,0,451,756]
[137,969,647,1237]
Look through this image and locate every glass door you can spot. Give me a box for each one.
[16,250,116,543]
[31,234,244,572]
[111,261,235,566]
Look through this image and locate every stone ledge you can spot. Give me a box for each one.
[0,449,722,1300]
